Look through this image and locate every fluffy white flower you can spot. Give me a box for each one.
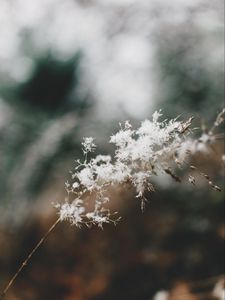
[59,199,85,226]
[110,128,134,147]
[77,167,96,190]
[86,212,109,228]
[56,109,223,227]
[82,137,96,154]
[152,110,163,123]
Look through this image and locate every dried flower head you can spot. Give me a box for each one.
[81,137,96,154]
[56,109,224,227]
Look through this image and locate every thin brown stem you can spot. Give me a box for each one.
[0,217,61,300]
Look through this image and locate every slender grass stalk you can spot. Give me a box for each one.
[0,217,61,299]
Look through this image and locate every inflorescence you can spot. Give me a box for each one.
[55,109,224,228]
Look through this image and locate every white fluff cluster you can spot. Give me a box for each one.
[56,110,224,227]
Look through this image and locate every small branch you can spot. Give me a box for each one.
[164,168,182,182]
[0,217,61,300]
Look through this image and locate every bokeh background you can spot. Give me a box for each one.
[0,0,224,299]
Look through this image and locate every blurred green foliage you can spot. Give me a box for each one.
[155,26,224,121]
[0,53,90,218]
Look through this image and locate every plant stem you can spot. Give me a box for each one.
[0,217,61,299]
